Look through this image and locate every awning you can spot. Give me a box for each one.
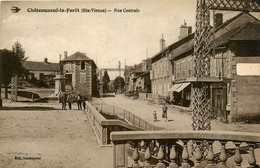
[169,83,182,92]
[175,83,190,92]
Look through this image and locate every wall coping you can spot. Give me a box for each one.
[111,130,260,143]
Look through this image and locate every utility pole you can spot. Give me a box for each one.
[118,61,121,77]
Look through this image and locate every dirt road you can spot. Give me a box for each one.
[0,104,112,168]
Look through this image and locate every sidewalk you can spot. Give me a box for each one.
[93,94,260,133]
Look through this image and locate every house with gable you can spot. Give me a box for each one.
[169,12,260,122]
[61,51,99,99]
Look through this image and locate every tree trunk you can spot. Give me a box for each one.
[5,86,8,99]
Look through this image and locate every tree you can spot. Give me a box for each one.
[114,76,125,92]
[1,41,27,99]
[102,70,110,93]
[12,41,28,66]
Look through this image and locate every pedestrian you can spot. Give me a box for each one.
[60,93,63,109]
[62,92,67,110]
[82,95,86,111]
[153,110,157,122]
[77,93,82,110]
[67,93,73,110]
[162,103,168,122]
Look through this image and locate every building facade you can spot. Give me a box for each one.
[61,52,99,99]
[23,58,59,86]
[124,65,134,93]
[150,51,172,97]
[135,58,152,93]
[170,12,260,122]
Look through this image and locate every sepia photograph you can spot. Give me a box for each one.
[0,0,260,167]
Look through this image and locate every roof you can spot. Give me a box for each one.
[61,52,97,68]
[61,52,92,62]
[23,61,59,71]
[133,63,143,73]
[171,12,260,60]
[151,33,195,63]
[230,22,260,41]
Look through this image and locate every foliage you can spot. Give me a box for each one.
[144,73,151,93]
[113,76,125,90]
[102,70,110,93]
[12,41,28,63]
[1,41,27,98]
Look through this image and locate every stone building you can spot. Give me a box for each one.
[150,25,193,98]
[129,63,143,92]
[170,12,260,122]
[23,58,59,86]
[150,48,172,97]
[61,51,99,99]
[134,58,152,93]
[124,65,134,93]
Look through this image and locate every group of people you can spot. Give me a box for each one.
[153,103,168,122]
[60,92,87,111]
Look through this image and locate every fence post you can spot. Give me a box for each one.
[133,115,135,125]
[113,142,128,168]
[139,118,141,127]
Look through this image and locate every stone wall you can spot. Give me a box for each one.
[138,93,152,100]
[230,57,260,122]
[74,61,92,99]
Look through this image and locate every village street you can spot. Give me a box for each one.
[0,100,112,168]
[93,94,260,133]
[0,95,259,167]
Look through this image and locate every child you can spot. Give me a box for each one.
[153,110,157,122]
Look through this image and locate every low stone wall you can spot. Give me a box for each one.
[85,101,145,145]
[138,93,152,100]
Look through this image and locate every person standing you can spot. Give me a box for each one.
[162,103,168,122]
[82,95,86,111]
[67,93,73,110]
[62,92,67,110]
[77,93,82,110]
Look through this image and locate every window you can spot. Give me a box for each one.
[81,61,85,70]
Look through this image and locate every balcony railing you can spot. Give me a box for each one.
[111,130,260,168]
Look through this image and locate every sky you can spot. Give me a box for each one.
[1,0,260,75]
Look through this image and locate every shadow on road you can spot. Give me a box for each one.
[0,106,58,111]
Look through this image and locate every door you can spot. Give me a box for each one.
[212,84,227,121]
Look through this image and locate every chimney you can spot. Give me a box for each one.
[44,58,48,63]
[64,51,67,59]
[179,20,192,40]
[215,13,223,28]
[160,34,166,51]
